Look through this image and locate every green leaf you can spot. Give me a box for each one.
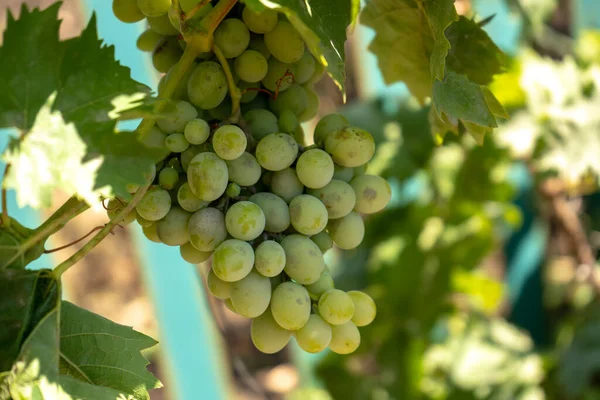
[244,0,354,93]
[0,3,63,131]
[59,301,162,400]
[0,217,46,269]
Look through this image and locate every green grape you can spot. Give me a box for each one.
[207,268,231,299]
[310,231,333,254]
[296,149,334,189]
[305,272,334,297]
[158,167,179,189]
[248,34,271,60]
[180,145,205,172]
[159,61,198,100]
[255,133,298,171]
[230,270,271,318]
[332,164,354,182]
[212,125,247,160]
[184,119,210,145]
[318,289,355,325]
[242,7,278,34]
[177,182,209,212]
[313,113,349,147]
[158,101,198,134]
[278,109,299,134]
[188,61,228,109]
[251,308,292,354]
[354,163,368,176]
[325,126,375,168]
[294,124,306,146]
[136,211,154,227]
[268,84,307,117]
[127,182,140,194]
[137,29,163,51]
[142,127,167,150]
[106,198,136,224]
[207,97,233,121]
[281,234,325,284]
[261,58,294,92]
[350,175,392,214]
[329,321,360,354]
[166,157,183,173]
[270,168,304,203]
[327,211,364,250]
[248,192,290,233]
[309,179,356,219]
[299,86,319,122]
[164,133,190,153]
[180,242,212,264]
[156,207,191,246]
[188,207,227,251]
[224,298,237,313]
[243,109,279,140]
[348,291,376,327]
[308,59,325,84]
[152,38,182,73]
[264,21,304,63]
[226,152,261,187]
[292,51,315,84]
[225,201,265,241]
[238,80,259,103]
[295,314,332,353]
[234,50,268,83]
[212,239,255,282]
[136,187,171,221]
[271,282,311,330]
[137,0,170,17]
[187,152,229,201]
[225,183,240,198]
[113,0,145,22]
[289,195,328,236]
[254,240,286,277]
[148,14,180,35]
[143,223,162,243]
[214,18,250,58]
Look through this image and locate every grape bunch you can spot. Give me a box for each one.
[111,0,391,355]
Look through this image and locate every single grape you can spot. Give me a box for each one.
[187,152,229,201]
[226,183,241,198]
[234,50,268,83]
[254,241,286,277]
[278,109,299,134]
[147,14,180,36]
[261,58,294,92]
[293,124,306,146]
[238,80,259,103]
[106,198,136,225]
[152,38,182,73]
[299,86,319,122]
[271,282,311,330]
[325,126,375,167]
[295,314,332,353]
[158,167,179,190]
[224,298,237,313]
[255,133,298,171]
[281,234,325,284]
[143,223,162,243]
[136,187,171,221]
[158,101,198,134]
[350,175,392,214]
[292,51,315,84]
[329,321,360,354]
[137,29,163,51]
[242,7,278,34]
[207,97,233,121]
[212,239,255,282]
[243,109,279,140]
[180,242,212,264]
[166,157,183,173]
[289,195,328,236]
[156,207,191,246]
[268,84,308,117]
[318,289,355,325]
[354,163,368,176]
[184,119,210,145]
[225,201,266,241]
[310,231,333,254]
[248,34,271,60]
[226,152,261,187]
[136,211,154,227]
[230,270,271,318]
[188,207,227,251]
[137,0,170,17]
[188,61,228,109]
[296,149,334,189]
[348,291,377,327]
[127,182,140,195]
[113,0,145,23]
[308,59,325,84]
[248,192,290,233]
[251,308,292,354]
[332,164,354,182]
[327,211,364,250]
[309,179,356,219]
[270,168,304,203]
[159,60,198,100]
[207,268,231,299]
[212,125,247,160]
[313,113,349,147]
[214,18,250,58]
[305,272,334,297]
[164,133,190,153]
[264,21,304,63]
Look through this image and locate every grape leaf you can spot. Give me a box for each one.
[0,217,46,269]
[244,0,355,93]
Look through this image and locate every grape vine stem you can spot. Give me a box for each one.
[1,164,9,226]
[212,44,241,123]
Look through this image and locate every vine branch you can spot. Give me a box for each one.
[212,43,241,123]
